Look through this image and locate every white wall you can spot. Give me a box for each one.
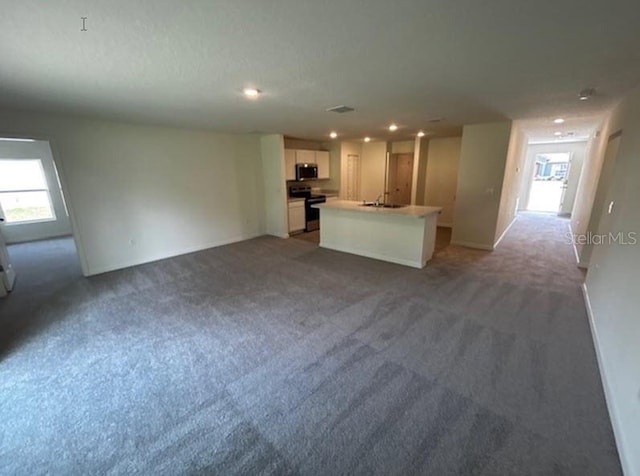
[410,137,422,205]
[360,141,387,202]
[0,108,266,276]
[571,127,610,266]
[495,123,527,244]
[260,134,288,238]
[423,137,461,227]
[452,122,512,250]
[391,140,414,154]
[581,84,640,476]
[414,138,430,206]
[560,147,585,216]
[0,139,72,243]
[323,140,342,192]
[577,132,621,268]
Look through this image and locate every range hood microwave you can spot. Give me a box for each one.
[295,163,318,181]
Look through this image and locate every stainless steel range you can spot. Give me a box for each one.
[289,185,326,232]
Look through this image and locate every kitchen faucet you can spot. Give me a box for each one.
[374,192,391,206]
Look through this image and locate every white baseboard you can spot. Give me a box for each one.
[567,223,591,269]
[572,242,581,265]
[568,222,582,266]
[581,284,631,476]
[493,216,517,249]
[449,240,494,251]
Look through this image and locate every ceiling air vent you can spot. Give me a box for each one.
[326,105,355,113]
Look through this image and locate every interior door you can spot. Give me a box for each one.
[391,153,414,204]
[558,156,572,213]
[345,154,360,200]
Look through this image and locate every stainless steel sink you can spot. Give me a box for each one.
[360,202,406,209]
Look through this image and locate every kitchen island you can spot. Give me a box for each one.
[313,200,442,268]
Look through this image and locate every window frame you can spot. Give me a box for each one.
[0,158,57,225]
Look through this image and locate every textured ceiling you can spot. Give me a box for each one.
[1,0,640,142]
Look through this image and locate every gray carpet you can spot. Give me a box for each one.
[0,213,621,475]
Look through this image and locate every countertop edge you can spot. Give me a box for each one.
[313,200,442,218]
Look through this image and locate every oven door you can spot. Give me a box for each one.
[296,163,318,181]
[305,197,325,231]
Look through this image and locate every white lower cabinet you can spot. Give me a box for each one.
[288,200,305,233]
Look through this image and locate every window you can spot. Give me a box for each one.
[0,159,56,223]
[552,162,569,179]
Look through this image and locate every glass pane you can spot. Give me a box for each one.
[0,159,48,192]
[0,191,55,223]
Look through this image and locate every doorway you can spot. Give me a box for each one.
[345,154,360,201]
[0,137,82,296]
[526,152,571,212]
[0,139,72,243]
[387,153,413,204]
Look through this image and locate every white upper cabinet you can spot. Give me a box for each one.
[316,151,330,179]
[284,149,296,181]
[284,149,331,180]
[295,149,316,164]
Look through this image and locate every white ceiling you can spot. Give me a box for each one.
[1,0,640,142]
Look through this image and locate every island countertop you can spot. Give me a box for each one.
[313,200,442,218]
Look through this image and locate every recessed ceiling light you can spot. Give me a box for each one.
[243,88,261,98]
[578,88,595,101]
[554,118,565,124]
[388,124,398,132]
[417,131,426,137]
[329,131,338,139]
[364,137,371,142]
[0,137,35,142]
[554,131,563,136]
